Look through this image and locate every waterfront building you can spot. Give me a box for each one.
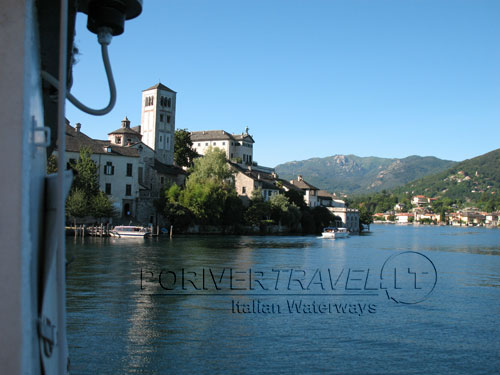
[289,175,320,207]
[328,206,360,233]
[396,213,414,223]
[460,210,485,226]
[485,212,499,226]
[415,212,441,223]
[65,122,140,217]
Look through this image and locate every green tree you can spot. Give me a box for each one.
[251,187,264,202]
[311,206,335,233]
[66,189,88,223]
[284,189,306,209]
[164,202,193,231]
[180,148,236,224]
[244,188,272,226]
[300,210,315,234]
[155,184,194,230]
[166,183,183,203]
[71,147,99,198]
[174,129,198,168]
[91,191,116,221]
[282,204,302,231]
[244,201,272,226]
[359,206,373,231]
[188,147,233,185]
[181,180,231,224]
[269,194,301,229]
[47,154,58,174]
[222,193,244,225]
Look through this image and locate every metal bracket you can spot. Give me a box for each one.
[38,316,56,357]
[32,116,52,147]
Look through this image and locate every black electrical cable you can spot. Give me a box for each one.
[42,29,116,116]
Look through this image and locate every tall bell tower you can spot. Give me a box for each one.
[140,83,176,165]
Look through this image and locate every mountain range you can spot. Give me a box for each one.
[393,148,500,202]
[275,154,457,195]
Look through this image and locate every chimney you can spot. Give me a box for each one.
[75,122,81,132]
[272,172,277,179]
[298,175,303,181]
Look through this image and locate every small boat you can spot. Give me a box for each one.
[321,227,349,239]
[110,225,151,238]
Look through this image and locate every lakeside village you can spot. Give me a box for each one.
[372,195,500,227]
[56,83,360,236]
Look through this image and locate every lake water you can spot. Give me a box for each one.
[67,224,500,374]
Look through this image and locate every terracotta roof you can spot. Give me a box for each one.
[64,124,139,157]
[143,83,176,93]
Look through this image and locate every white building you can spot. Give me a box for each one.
[396,213,413,223]
[412,195,430,207]
[191,127,255,165]
[65,122,140,217]
[289,175,320,207]
[328,207,360,233]
[286,176,360,232]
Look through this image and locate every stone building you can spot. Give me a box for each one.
[231,163,284,206]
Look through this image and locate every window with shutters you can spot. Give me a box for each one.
[104,161,114,175]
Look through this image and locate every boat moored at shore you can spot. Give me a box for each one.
[110,226,151,238]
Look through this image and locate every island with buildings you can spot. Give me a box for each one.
[60,83,360,234]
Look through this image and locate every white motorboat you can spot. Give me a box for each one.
[321,227,349,239]
[110,226,151,238]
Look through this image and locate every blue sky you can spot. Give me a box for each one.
[66,0,500,167]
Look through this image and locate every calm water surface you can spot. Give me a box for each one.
[67,225,500,374]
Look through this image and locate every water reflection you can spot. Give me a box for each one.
[67,225,500,374]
